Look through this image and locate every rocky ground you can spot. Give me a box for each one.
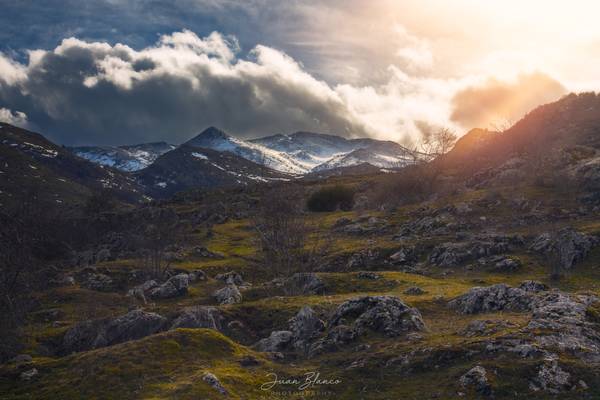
[2,177,600,400]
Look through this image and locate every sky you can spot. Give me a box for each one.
[0,0,598,146]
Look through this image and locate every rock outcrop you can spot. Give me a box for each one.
[449,283,536,314]
[530,228,598,269]
[459,365,491,396]
[170,306,223,330]
[213,284,242,305]
[63,310,166,353]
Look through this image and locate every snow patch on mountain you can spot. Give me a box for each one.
[71,142,175,172]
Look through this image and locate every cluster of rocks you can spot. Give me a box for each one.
[530,227,598,270]
[345,248,381,270]
[191,246,224,259]
[459,365,492,396]
[265,272,326,296]
[333,215,388,236]
[79,271,114,292]
[460,319,517,337]
[253,306,325,353]
[128,273,192,302]
[394,214,453,239]
[211,271,251,305]
[448,281,546,314]
[253,296,425,359]
[62,305,226,354]
[429,234,524,268]
[62,310,167,354]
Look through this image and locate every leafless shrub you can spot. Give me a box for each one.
[253,186,330,279]
[133,207,183,280]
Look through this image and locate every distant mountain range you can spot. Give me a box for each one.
[71,127,417,174]
[70,142,176,171]
[3,93,600,205]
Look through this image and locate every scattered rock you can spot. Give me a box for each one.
[213,284,242,305]
[460,319,517,337]
[202,372,228,396]
[357,271,381,280]
[10,354,32,366]
[449,284,534,314]
[127,280,159,304]
[19,368,38,381]
[63,310,166,353]
[460,366,491,396]
[493,256,521,271]
[80,273,114,292]
[518,280,548,293]
[403,286,425,295]
[530,228,598,270]
[288,306,325,351]
[192,247,224,259]
[239,355,260,367]
[215,271,244,286]
[170,306,222,330]
[329,296,425,337]
[253,331,293,352]
[188,269,206,282]
[529,360,572,394]
[281,273,325,295]
[389,247,416,265]
[149,274,189,299]
[430,235,523,268]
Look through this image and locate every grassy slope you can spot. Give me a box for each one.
[3,183,600,399]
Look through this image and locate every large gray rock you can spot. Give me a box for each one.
[63,310,166,353]
[449,284,535,314]
[288,306,325,351]
[170,306,222,330]
[529,360,573,394]
[282,273,325,295]
[202,372,228,396]
[215,271,244,286]
[213,284,242,305]
[253,330,293,352]
[459,365,491,396]
[329,296,425,337]
[80,273,114,292]
[149,274,189,299]
[429,234,523,267]
[525,291,600,362]
[530,228,598,270]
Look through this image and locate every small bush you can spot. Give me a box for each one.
[307,185,355,212]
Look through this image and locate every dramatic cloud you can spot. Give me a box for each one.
[2,1,598,146]
[0,30,458,146]
[0,31,371,145]
[450,72,566,129]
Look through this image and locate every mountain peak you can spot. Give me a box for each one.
[196,126,229,140]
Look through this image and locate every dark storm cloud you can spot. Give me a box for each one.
[450,72,567,129]
[0,31,370,145]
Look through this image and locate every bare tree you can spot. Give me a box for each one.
[253,186,329,278]
[420,127,458,160]
[135,208,182,279]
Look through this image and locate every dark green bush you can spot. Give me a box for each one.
[306,185,355,212]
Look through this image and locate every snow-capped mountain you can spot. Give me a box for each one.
[188,127,416,174]
[70,127,418,175]
[135,144,290,198]
[185,127,309,174]
[70,142,175,171]
[311,141,417,171]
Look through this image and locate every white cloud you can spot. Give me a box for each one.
[0,108,28,127]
